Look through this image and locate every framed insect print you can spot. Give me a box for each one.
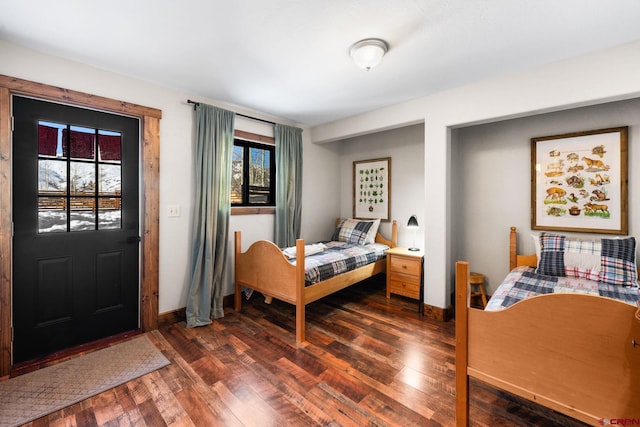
[353,157,391,221]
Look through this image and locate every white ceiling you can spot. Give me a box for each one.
[2,0,640,126]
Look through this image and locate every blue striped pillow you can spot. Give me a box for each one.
[600,237,637,286]
[537,233,566,277]
[332,218,378,245]
[537,232,637,286]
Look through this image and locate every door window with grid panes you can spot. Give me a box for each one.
[37,121,122,232]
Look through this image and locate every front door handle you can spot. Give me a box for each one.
[126,235,141,244]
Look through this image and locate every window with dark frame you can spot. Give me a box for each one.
[231,138,275,206]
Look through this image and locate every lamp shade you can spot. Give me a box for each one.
[407,215,419,251]
[350,39,388,70]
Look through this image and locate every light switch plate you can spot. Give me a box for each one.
[167,205,181,217]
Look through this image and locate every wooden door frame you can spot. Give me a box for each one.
[0,74,161,378]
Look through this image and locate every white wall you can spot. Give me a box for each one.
[311,39,640,309]
[452,98,640,298]
[5,38,640,314]
[299,139,343,243]
[0,40,342,313]
[338,124,425,248]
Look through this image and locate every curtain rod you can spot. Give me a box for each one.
[186,99,276,126]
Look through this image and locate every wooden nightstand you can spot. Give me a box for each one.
[386,247,424,314]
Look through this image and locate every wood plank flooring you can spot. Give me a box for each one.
[19,275,588,426]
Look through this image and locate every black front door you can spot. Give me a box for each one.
[12,96,140,363]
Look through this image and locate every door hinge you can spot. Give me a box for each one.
[11,116,14,132]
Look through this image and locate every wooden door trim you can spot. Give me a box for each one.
[0,74,162,378]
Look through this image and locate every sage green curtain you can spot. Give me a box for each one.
[186,104,235,327]
[274,124,303,247]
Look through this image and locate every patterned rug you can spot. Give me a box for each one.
[0,335,170,427]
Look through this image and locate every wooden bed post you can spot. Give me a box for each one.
[234,231,242,312]
[509,226,517,271]
[455,261,470,427]
[390,220,398,247]
[295,238,306,345]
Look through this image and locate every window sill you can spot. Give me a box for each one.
[231,207,275,216]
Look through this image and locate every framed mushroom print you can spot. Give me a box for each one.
[531,127,628,234]
[353,157,391,221]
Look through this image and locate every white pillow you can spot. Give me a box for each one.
[531,233,541,265]
[364,218,381,244]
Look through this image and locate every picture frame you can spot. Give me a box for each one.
[531,127,628,234]
[353,157,391,221]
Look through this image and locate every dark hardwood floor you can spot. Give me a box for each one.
[21,275,588,426]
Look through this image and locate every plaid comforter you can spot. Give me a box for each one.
[486,266,640,311]
[287,241,389,285]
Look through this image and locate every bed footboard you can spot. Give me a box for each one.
[234,232,304,307]
[456,260,640,425]
[234,232,306,343]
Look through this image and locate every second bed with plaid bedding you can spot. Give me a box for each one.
[485,266,640,311]
[287,241,390,285]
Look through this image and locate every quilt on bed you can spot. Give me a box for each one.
[287,241,389,285]
[486,265,640,311]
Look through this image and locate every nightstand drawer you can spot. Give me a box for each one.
[389,273,420,288]
[389,256,421,276]
[386,247,424,315]
[389,278,420,298]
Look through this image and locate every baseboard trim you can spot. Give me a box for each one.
[157,294,236,328]
[422,303,453,322]
[157,307,186,328]
[159,297,455,325]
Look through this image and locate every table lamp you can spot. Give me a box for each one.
[407,215,419,251]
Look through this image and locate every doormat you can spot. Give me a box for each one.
[0,335,170,427]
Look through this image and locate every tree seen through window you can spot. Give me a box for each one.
[231,138,275,206]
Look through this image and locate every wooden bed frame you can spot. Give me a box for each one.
[456,226,640,426]
[234,220,397,345]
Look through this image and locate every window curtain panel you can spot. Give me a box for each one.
[274,124,303,247]
[186,104,235,327]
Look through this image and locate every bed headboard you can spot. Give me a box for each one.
[376,220,397,248]
[509,226,537,271]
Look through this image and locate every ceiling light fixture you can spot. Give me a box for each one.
[350,38,388,71]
